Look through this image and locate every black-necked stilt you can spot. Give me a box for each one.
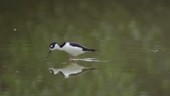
[46,42,98,60]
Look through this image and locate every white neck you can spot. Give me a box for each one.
[53,44,62,50]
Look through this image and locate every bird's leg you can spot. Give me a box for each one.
[74,56,78,63]
[69,55,73,63]
[69,56,78,64]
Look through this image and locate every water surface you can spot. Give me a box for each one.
[0,0,170,96]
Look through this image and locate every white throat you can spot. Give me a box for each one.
[55,44,63,50]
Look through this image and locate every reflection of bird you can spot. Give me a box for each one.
[48,63,97,78]
[46,42,98,61]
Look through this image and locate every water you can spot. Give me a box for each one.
[0,0,170,96]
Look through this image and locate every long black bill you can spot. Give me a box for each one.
[46,50,52,58]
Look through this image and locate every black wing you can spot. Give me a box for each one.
[70,42,97,51]
[69,42,86,49]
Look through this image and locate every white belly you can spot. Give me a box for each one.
[62,44,85,56]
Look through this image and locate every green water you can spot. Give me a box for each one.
[0,0,170,96]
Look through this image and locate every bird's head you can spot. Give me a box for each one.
[49,42,57,51]
[46,42,61,58]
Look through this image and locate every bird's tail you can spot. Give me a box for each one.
[85,48,98,52]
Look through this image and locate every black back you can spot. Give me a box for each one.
[69,42,85,49]
[70,42,97,51]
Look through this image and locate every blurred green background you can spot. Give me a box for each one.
[0,0,170,96]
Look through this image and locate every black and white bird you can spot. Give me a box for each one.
[46,42,98,60]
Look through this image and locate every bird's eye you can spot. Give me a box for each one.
[49,44,55,49]
[49,42,56,49]
[50,45,53,48]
